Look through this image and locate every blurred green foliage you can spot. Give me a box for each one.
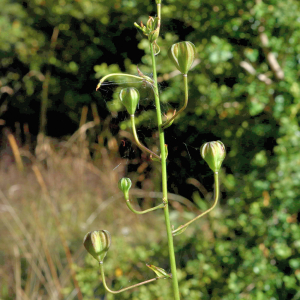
[2,0,300,299]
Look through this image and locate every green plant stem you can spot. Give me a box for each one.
[157,3,161,31]
[162,74,188,129]
[130,115,161,160]
[172,172,219,235]
[124,195,165,214]
[99,263,159,294]
[150,41,181,299]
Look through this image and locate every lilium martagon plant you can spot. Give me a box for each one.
[84,1,227,299]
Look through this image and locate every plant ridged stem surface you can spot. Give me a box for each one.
[150,42,181,300]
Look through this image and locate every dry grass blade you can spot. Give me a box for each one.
[7,133,24,172]
[13,246,21,300]
[31,201,63,299]
[0,191,55,298]
[32,165,83,300]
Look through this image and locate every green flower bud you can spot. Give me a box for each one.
[118,177,132,200]
[168,41,196,75]
[147,16,155,31]
[119,87,140,115]
[147,17,159,30]
[148,28,159,43]
[83,230,111,263]
[200,141,226,172]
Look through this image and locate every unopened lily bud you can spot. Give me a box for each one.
[119,87,140,115]
[200,141,226,172]
[83,230,111,263]
[147,16,155,30]
[168,41,196,75]
[134,22,143,32]
[146,17,158,31]
[118,177,132,200]
[148,28,159,43]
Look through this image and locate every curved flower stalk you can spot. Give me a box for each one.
[99,263,162,294]
[83,230,166,294]
[130,114,161,161]
[119,178,165,214]
[172,172,219,236]
[96,72,161,160]
[118,86,161,160]
[172,141,226,236]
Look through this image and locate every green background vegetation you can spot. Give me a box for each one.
[1,0,300,299]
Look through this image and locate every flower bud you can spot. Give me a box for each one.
[168,41,196,75]
[134,22,147,35]
[148,28,159,43]
[200,141,226,172]
[147,16,155,31]
[119,87,140,115]
[118,177,132,200]
[83,230,111,263]
[147,17,158,30]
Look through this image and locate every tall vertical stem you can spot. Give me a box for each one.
[150,40,181,299]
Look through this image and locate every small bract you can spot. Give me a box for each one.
[146,264,172,278]
[200,141,226,172]
[83,230,111,263]
[119,87,140,115]
[168,41,196,75]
